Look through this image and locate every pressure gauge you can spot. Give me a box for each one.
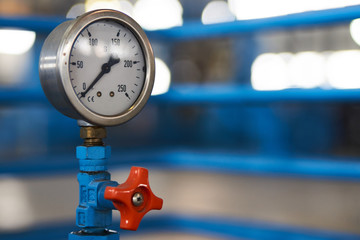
[39,9,155,126]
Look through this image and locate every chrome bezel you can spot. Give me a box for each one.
[40,9,155,126]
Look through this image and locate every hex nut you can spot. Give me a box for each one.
[76,146,111,160]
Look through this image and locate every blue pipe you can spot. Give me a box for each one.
[2,86,360,106]
[1,215,359,240]
[69,145,119,240]
[149,5,360,41]
[151,86,360,105]
[0,15,63,34]
[0,5,360,39]
[3,149,360,181]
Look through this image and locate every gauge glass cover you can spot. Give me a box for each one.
[69,19,146,116]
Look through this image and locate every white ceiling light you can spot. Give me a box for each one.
[350,18,360,46]
[133,0,183,30]
[85,0,134,17]
[201,1,235,25]
[289,52,326,88]
[251,53,290,91]
[151,58,171,95]
[0,29,35,55]
[228,0,360,20]
[326,50,360,89]
[0,178,33,230]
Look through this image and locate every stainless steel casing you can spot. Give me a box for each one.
[39,10,155,126]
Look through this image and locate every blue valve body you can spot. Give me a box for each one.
[69,145,119,240]
[76,171,117,228]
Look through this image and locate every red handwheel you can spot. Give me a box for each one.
[104,166,163,230]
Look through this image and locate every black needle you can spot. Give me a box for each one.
[80,55,120,98]
[125,92,131,100]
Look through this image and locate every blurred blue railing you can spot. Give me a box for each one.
[2,5,360,39]
[3,86,360,106]
[2,149,360,181]
[0,7,359,178]
[149,5,360,40]
[1,6,360,240]
[2,214,359,240]
[152,86,360,105]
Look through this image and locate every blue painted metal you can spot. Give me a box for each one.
[1,215,360,240]
[151,86,360,105]
[148,5,360,41]
[3,86,360,106]
[0,88,46,105]
[132,214,360,240]
[2,150,360,181]
[0,15,64,34]
[69,231,118,240]
[1,6,360,239]
[77,146,111,172]
[69,145,119,240]
[0,6,360,39]
[75,172,116,228]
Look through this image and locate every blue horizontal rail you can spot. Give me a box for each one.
[1,5,360,39]
[149,5,360,41]
[0,88,46,106]
[0,15,63,34]
[1,214,358,240]
[133,214,360,240]
[152,86,360,105]
[2,86,360,106]
[2,149,360,181]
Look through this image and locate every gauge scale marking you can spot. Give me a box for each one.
[69,20,146,116]
[39,10,155,126]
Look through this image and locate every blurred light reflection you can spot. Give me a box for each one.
[85,0,133,16]
[133,0,183,30]
[152,58,171,96]
[289,52,326,89]
[0,177,33,231]
[66,3,85,19]
[0,29,35,55]
[350,18,360,46]
[201,1,235,25]
[251,53,290,91]
[326,50,360,89]
[252,50,360,91]
[229,0,360,20]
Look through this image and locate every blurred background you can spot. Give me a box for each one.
[2,0,360,239]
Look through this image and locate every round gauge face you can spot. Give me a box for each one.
[69,19,146,116]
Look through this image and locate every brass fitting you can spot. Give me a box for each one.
[80,126,106,146]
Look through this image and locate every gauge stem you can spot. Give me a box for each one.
[80,126,106,146]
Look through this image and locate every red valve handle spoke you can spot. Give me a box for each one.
[104,166,163,230]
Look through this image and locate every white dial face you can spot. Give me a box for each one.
[69,19,146,116]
